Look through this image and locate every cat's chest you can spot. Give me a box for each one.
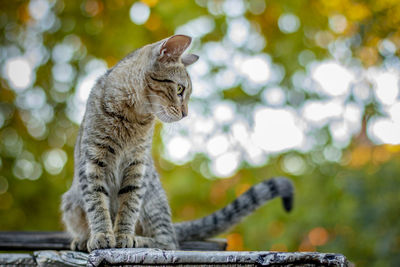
[113,122,146,144]
[109,143,149,181]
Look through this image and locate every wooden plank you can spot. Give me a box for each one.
[88,248,349,267]
[0,253,36,266]
[0,232,71,250]
[34,251,88,267]
[0,232,349,266]
[180,238,227,251]
[0,231,226,251]
[0,250,349,267]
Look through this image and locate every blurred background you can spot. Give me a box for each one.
[0,0,399,266]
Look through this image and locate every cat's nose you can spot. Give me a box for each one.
[182,110,187,117]
[182,105,188,117]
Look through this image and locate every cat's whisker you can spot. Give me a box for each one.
[153,111,166,116]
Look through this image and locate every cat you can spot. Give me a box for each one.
[61,34,294,252]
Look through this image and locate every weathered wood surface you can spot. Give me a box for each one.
[0,232,70,250]
[0,232,349,266]
[88,249,349,267]
[0,231,226,251]
[0,253,36,266]
[0,249,349,267]
[34,251,88,267]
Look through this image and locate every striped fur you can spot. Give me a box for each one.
[174,177,293,242]
[60,35,294,252]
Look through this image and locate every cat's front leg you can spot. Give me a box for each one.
[80,157,115,252]
[114,158,147,248]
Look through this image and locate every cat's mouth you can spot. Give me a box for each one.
[156,106,182,123]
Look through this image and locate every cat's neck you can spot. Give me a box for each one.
[100,48,155,126]
[100,90,154,125]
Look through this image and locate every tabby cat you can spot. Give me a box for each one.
[61,35,294,252]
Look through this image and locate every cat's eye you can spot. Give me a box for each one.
[177,84,185,95]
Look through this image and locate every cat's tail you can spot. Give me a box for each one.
[173,177,294,242]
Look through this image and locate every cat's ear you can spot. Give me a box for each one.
[181,53,199,66]
[159,35,192,62]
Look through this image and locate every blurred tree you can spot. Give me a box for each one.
[0,0,399,266]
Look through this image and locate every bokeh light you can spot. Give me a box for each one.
[311,61,354,97]
[12,152,42,181]
[239,55,271,84]
[329,15,348,33]
[206,134,230,157]
[278,13,301,34]
[281,154,307,176]
[212,151,240,178]
[176,16,215,38]
[42,149,68,175]
[129,2,150,25]
[28,0,50,21]
[227,17,250,46]
[166,136,192,164]
[251,108,305,153]
[308,227,329,246]
[4,57,34,91]
[370,69,399,106]
[223,0,245,17]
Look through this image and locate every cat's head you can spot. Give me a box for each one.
[144,35,198,123]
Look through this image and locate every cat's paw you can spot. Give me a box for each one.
[71,238,88,252]
[87,232,116,252]
[115,233,135,248]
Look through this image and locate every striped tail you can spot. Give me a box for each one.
[174,177,294,242]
